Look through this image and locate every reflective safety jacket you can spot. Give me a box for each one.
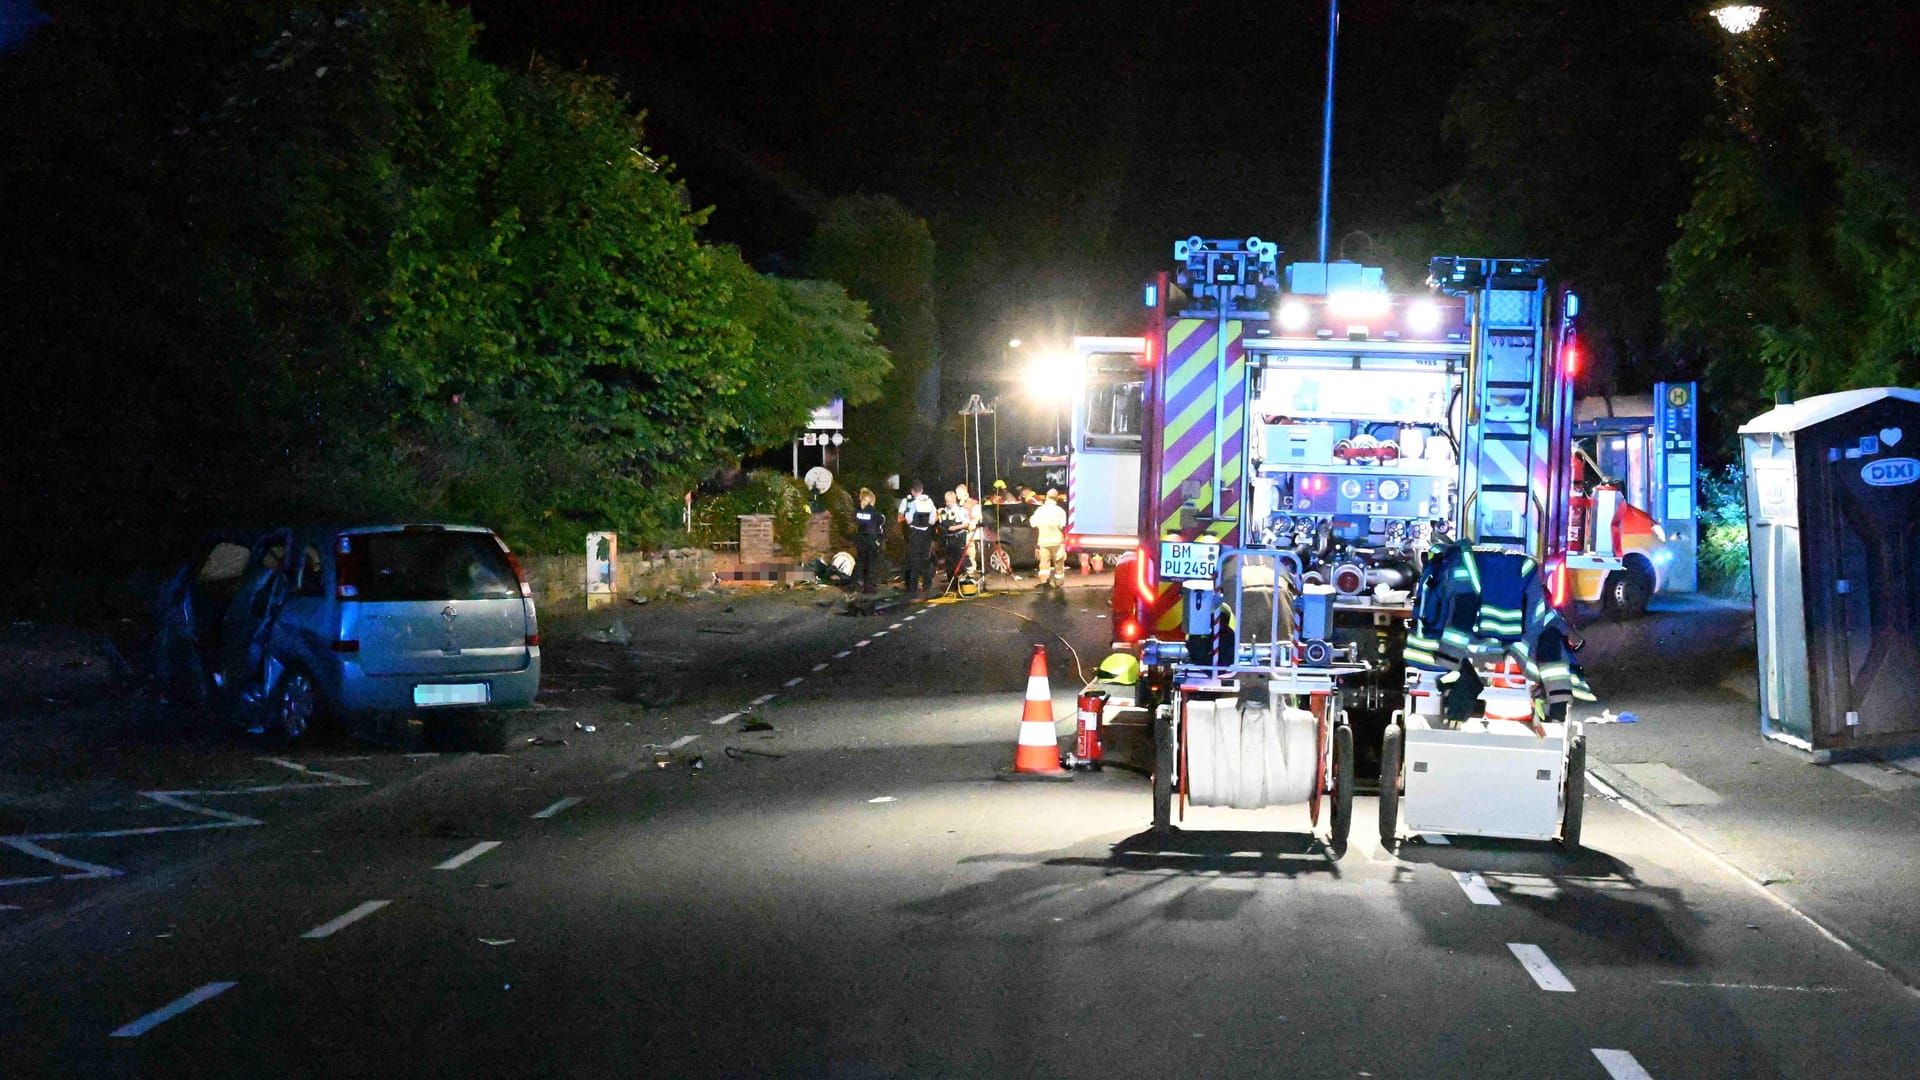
[1405,542,1595,710]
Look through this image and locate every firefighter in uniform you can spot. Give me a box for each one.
[1030,489,1067,587]
[852,488,886,594]
[898,481,937,597]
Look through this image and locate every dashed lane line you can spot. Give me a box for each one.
[872,631,889,638]
[710,711,743,727]
[666,735,701,751]
[855,640,872,648]
[110,982,237,1038]
[888,622,904,629]
[1592,1049,1656,1079]
[784,677,805,688]
[1453,871,1501,906]
[433,841,501,871]
[531,797,583,820]
[833,650,853,659]
[1507,943,1575,992]
[750,693,778,706]
[812,663,829,673]
[301,899,391,939]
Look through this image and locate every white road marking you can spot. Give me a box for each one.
[434,841,501,871]
[811,663,829,673]
[833,650,853,659]
[1453,871,1501,906]
[1592,1048,1656,1079]
[784,677,804,688]
[903,615,917,621]
[750,693,778,706]
[666,735,700,750]
[1655,980,1848,994]
[301,899,390,939]
[405,752,441,759]
[872,631,889,637]
[2,758,368,888]
[855,640,872,648]
[888,622,904,630]
[868,796,896,804]
[531,796,583,820]
[1420,833,1450,845]
[1507,943,1575,992]
[710,711,743,727]
[110,982,237,1038]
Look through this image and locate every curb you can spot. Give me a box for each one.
[1585,757,1920,998]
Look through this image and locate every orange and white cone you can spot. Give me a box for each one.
[1013,644,1067,774]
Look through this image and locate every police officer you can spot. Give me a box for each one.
[852,488,886,594]
[897,480,937,597]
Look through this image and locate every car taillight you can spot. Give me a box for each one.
[525,633,540,647]
[335,535,364,600]
[500,543,534,599]
[332,639,360,653]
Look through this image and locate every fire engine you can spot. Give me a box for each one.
[1113,237,1592,850]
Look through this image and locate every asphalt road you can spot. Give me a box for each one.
[3,582,1917,1078]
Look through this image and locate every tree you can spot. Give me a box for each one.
[804,195,939,480]
[1662,6,1920,431]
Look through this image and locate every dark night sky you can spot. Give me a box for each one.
[465,0,1467,388]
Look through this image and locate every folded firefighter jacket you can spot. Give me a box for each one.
[1404,542,1595,712]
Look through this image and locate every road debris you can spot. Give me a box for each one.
[740,718,775,733]
[724,746,786,761]
[585,622,633,645]
[573,721,597,733]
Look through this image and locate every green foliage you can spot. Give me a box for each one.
[1663,14,1920,432]
[689,471,814,555]
[3,0,896,599]
[1696,465,1752,599]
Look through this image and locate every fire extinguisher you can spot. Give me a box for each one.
[1071,689,1108,769]
[1568,489,1591,552]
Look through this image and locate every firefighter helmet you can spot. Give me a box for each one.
[1096,653,1141,685]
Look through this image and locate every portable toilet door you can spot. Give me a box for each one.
[1739,388,1920,755]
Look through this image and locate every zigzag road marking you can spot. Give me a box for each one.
[0,757,369,888]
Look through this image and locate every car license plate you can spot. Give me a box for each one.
[1158,540,1219,581]
[414,683,490,707]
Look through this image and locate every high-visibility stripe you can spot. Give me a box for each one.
[1018,718,1060,746]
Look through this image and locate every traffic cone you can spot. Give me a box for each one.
[1013,644,1067,775]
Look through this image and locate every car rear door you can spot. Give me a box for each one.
[338,527,532,678]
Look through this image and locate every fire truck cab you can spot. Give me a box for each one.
[1563,384,1701,618]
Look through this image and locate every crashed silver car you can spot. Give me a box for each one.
[155,524,541,746]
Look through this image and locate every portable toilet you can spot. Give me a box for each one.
[1739,388,1920,756]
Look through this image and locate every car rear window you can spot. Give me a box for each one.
[354,531,521,602]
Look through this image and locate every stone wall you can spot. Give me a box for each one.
[520,547,712,610]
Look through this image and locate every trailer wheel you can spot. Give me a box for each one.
[1152,706,1175,834]
[1329,722,1354,854]
[1378,722,1402,850]
[1601,558,1654,620]
[1560,732,1587,852]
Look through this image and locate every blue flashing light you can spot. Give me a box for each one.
[1143,283,1158,308]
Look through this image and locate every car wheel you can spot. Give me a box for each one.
[1329,722,1354,855]
[989,545,1012,575]
[1601,560,1654,620]
[1379,722,1402,850]
[272,666,321,741]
